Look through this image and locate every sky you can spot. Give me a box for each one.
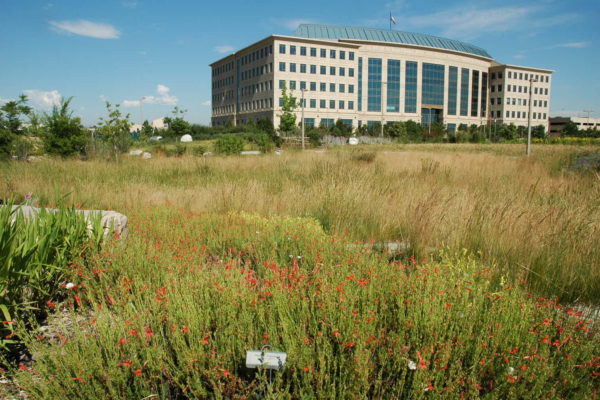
[1,0,599,126]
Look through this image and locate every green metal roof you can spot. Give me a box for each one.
[292,24,492,59]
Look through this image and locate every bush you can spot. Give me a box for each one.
[307,129,323,147]
[249,132,274,153]
[351,151,377,163]
[192,145,207,156]
[213,134,245,155]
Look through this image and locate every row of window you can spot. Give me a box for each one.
[490,84,549,95]
[212,76,234,90]
[212,104,235,115]
[240,45,273,67]
[278,44,355,61]
[498,110,547,119]
[278,80,355,93]
[279,97,356,111]
[241,80,273,97]
[489,97,549,108]
[211,90,233,103]
[506,71,550,83]
[241,63,273,82]
[240,98,274,112]
[213,61,234,77]
[278,62,355,77]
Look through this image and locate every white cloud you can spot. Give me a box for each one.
[514,53,526,60]
[556,41,590,48]
[215,45,234,54]
[201,100,211,106]
[99,95,108,102]
[122,84,178,108]
[0,97,12,104]
[281,18,315,30]
[122,1,138,8]
[23,89,62,109]
[49,20,120,39]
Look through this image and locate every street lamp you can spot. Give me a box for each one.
[381,82,387,138]
[526,77,537,156]
[301,88,306,150]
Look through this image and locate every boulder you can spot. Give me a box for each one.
[129,149,143,156]
[180,134,193,143]
[142,152,152,159]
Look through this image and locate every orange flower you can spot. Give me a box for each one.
[182,326,189,334]
[118,337,127,345]
[129,329,139,337]
[202,334,210,345]
[46,301,55,308]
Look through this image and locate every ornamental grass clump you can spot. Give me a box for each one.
[5,207,598,399]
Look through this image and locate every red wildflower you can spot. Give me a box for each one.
[145,328,153,339]
[520,365,527,371]
[445,303,451,311]
[118,361,132,367]
[2,321,14,324]
[202,334,210,345]
[182,326,189,334]
[417,351,428,370]
[332,330,340,337]
[542,318,550,326]
[508,347,518,354]
[541,335,551,344]
[18,364,27,371]
[72,377,85,383]
[118,337,127,345]
[129,329,139,337]
[134,369,142,377]
[303,366,311,372]
[74,295,82,307]
[344,341,356,349]
[507,375,517,383]
[46,301,55,308]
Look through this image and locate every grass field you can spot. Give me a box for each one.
[2,143,599,304]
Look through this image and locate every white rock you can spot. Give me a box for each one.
[180,134,193,143]
[129,149,143,156]
[241,151,261,155]
[349,137,359,145]
[142,152,152,159]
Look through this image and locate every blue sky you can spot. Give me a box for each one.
[1,0,599,125]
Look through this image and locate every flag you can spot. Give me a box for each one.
[390,15,397,25]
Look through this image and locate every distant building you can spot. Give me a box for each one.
[210,23,553,132]
[549,116,600,135]
[152,118,166,130]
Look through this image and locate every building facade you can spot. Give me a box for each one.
[210,24,553,132]
[549,116,600,135]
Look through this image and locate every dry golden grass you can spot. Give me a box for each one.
[2,143,599,302]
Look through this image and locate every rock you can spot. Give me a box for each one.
[142,152,152,159]
[180,134,193,143]
[275,150,283,156]
[148,136,163,142]
[129,149,143,156]
[349,137,359,145]
[203,152,213,156]
[241,151,261,155]
[7,205,128,240]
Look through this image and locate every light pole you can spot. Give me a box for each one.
[381,82,387,138]
[301,88,306,150]
[526,77,537,156]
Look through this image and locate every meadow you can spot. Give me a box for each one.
[0,143,599,398]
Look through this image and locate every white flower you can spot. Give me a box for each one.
[507,366,515,375]
[65,283,75,290]
[297,255,302,259]
[408,360,417,370]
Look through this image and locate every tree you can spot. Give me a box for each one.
[0,95,32,159]
[405,120,423,142]
[97,102,132,162]
[42,97,87,157]
[141,120,154,139]
[165,106,192,138]
[385,121,407,140]
[562,121,579,137]
[278,82,297,133]
[532,124,547,139]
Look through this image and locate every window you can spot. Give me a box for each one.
[290,80,296,90]
[320,66,326,75]
[310,99,316,108]
[471,70,479,117]
[491,85,495,93]
[525,73,528,80]
[518,86,522,93]
[339,67,345,76]
[330,83,336,92]
[387,59,401,112]
[279,62,285,72]
[534,87,538,94]
[512,98,516,105]
[349,68,354,77]
[498,84,503,92]
[523,99,527,106]
[367,58,383,112]
[330,49,336,58]
[279,44,286,54]
[300,64,306,73]
[508,71,512,79]
[290,45,296,55]
[339,100,345,109]
[340,50,346,60]
[279,97,284,107]
[448,66,458,115]
[329,100,335,109]
[491,72,496,80]
[279,80,285,89]
[300,81,306,90]
[512,111,515,118]
[405,61,418,113]
[320,48,326,57]
[460,68,469,116]
[310,82,316,91]
[507,85,511,92]
[422,63,445,106]
[320,82,326,92]
[498,97,501,104]
[506,110,510,118]
[320,99,326,108]
[349,52,355,60]
[481,72,488,117]
[330,66,336,75]
[339,84,345,93]
[498,72,503,79]
[544,100,548,107]
[534,100,537,107]
[349,84,354,93]
[310,65,316,74]
[290,63,296,73]
[544,88,548,95]
[348,101,354,110]
[519,73,523,80]
[310,47,316,57]
[300,46,307,56]
[358,57,363,111]
[491,98,495,105]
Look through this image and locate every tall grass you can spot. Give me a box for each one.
[5,208,598,399]
[0,144,598,303]
[0,203,103,352]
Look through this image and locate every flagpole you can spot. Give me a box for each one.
[389,11,391,30]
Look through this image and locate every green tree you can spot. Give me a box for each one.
[385,121,407,140]
[0,95,32,159]
[42,97,88,157]
[213,134,245,155]
[141,120,154,139]
[532,124,547,139]
[278,83,297,133]
[562,121,579,137]
[405,120,423,142]
[97,102,132,162]
[165,106,192,138]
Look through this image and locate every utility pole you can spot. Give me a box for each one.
[301,88,306,150]
[381,82,387,138]
[526,77,537,156]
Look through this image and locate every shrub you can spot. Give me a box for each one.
[250,132,274,153]
[192,145,207,156]
[351,151,377,163]
[307,129,323,147]
[213,134,245,155]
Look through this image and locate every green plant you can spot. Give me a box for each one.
[213,135,245,155]
[42,97,88,157]
[251,132,274,153]
[278,82,297,133]
[96,102,132,162]
[192,145,207,156]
